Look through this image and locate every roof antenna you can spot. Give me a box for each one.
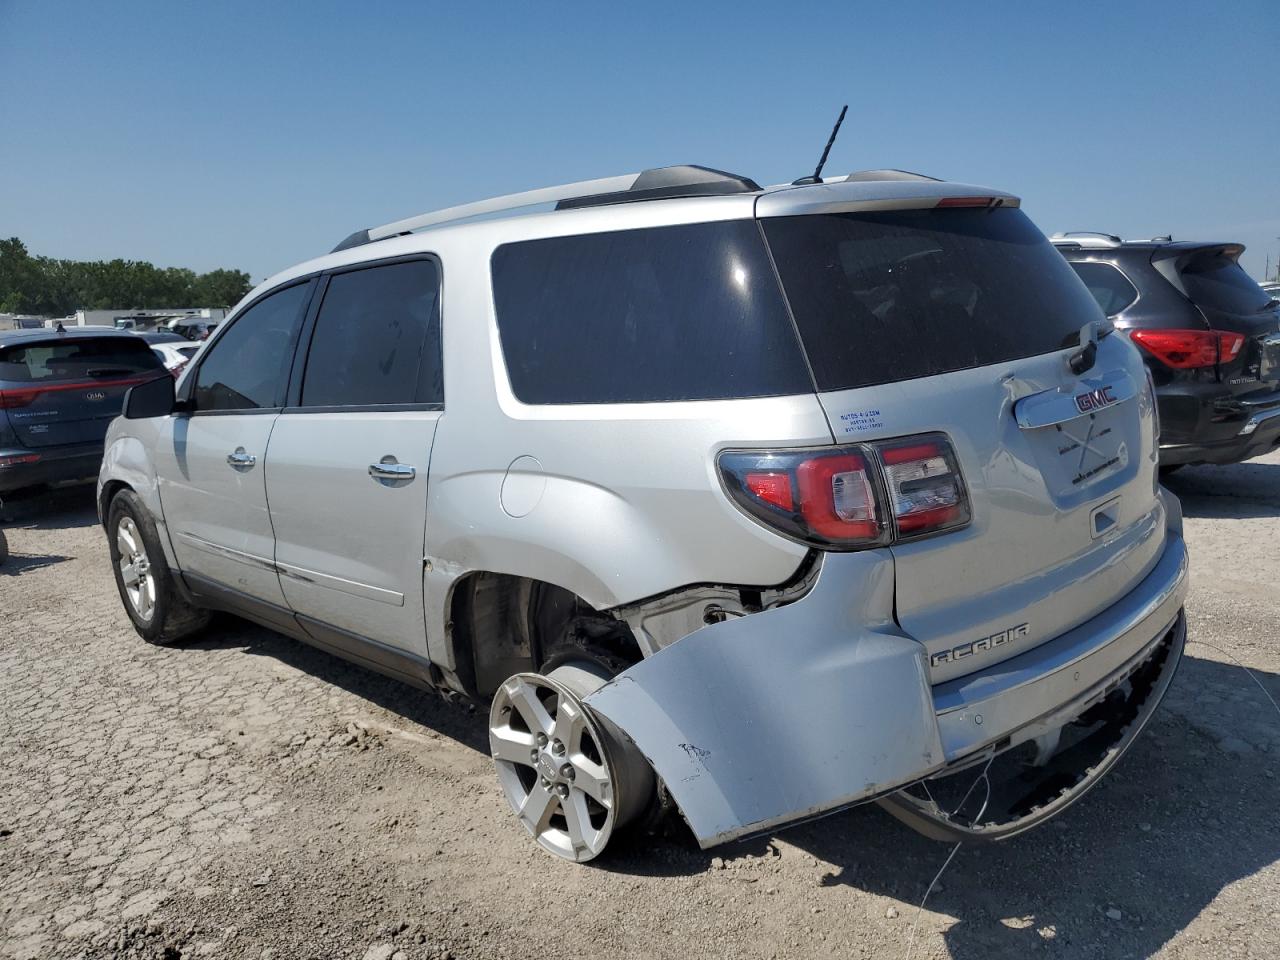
[792,105,848,185]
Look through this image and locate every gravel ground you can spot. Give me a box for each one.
[2,450,1279,960]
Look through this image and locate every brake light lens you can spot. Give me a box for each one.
[1129,329,1245,369]
[719,432,969,550]
[0,387,39,409]
[876,437,969,535]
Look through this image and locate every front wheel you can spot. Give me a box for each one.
[107,489,209,644]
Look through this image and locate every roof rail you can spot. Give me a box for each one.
[1050,231,1123,249]
[331,164,760,253]
[843,169,941,183]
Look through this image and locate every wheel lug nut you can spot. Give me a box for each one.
[529,749,539,764]
[555,783,570,799]
[551,739,565,756]
[560,764,574,780]
[535,733,548,747]
[540,776,551,789]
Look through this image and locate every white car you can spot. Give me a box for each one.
[98,164,1188,862]
[148,341,201,377]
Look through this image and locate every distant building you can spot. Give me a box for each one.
[0,314,49,331]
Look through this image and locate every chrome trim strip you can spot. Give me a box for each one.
[177,532,277,572]
[275,560,405,607]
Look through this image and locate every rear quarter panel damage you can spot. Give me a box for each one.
[583,551,944,847]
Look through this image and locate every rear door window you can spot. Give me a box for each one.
[1180,255,1273,315]
[762,208,1103,391]
[300,259,442,407]
[1067,261,1139,316]
[0,337,162,382]
[193,282,310,412]
[491,220,812,404]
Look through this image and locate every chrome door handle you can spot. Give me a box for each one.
[368,458,415,481]
[226,448,256,468]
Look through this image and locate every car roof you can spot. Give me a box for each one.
[246,167,1020,309]
[0,327,145,347]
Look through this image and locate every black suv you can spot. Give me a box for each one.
[0,327,166,494]
[1054,234,1280,468]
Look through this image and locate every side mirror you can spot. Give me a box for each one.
[123,375,177,419]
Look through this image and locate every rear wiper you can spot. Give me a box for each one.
[1068,321,1101,375]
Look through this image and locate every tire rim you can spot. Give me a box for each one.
[489,672,620,862]
[116,517,156,622]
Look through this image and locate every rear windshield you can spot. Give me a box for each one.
[0,337,163,383]
[762,208,1103,391]
[1179,255,1274,315]
[491,220,812,404]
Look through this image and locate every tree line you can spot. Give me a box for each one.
[0,237,253,317]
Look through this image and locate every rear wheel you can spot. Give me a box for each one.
[107,489,209,644]
[489,652,654,862]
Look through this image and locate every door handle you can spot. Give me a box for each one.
[226,448,256,469]
[369,457,415,482]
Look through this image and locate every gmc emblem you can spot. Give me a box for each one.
[1074,385,1117,413]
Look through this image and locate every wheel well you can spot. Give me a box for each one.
[447,572,642,699]
[98,480,130,526]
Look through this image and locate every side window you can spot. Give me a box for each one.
[490,221,811,404]
[1068,261,1139,316]
[193,282,309,412]
[300,259,442,407]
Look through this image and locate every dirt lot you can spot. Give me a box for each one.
[2,451,1279,960]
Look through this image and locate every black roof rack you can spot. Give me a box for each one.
[555,165,760,210]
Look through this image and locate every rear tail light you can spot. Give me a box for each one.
[719,432,969,550]
[0,387,39,410]
[1129,329,1245,369]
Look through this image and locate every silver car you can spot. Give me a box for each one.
[99,165,1188,862]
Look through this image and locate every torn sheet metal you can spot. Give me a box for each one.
[584,552,944,847]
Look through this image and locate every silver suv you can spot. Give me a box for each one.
[99,165,1188,862]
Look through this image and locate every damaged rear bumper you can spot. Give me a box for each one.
[584,523,1188,848]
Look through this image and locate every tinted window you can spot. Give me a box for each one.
[301,260,442,407]
[1068,261,1139,315]
[763,208,1103,391]
[194,283,309,411]
[1180,255,1273,315]
[0,336,162,382]
[491,220,811,404]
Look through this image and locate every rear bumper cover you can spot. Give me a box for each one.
[585,517,1188,848]
[0,443,103,494]
[1159,385,1280,465]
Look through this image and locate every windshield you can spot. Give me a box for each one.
[1179,255,1274,315]
[0,337,163,382]
[762,207,1104,391]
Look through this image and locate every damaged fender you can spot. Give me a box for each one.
[583,552,944,847]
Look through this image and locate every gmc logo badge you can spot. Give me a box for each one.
[1074,386,1117,413]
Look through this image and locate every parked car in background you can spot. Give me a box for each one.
[100,166,1187,863]
[1261,280,1280,299]
[168,318,218,341]
[1,328,166,494]
[138,332,202,378]
[1053,234,1280,469]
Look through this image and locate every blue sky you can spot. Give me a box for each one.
[3,1,1278,284]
